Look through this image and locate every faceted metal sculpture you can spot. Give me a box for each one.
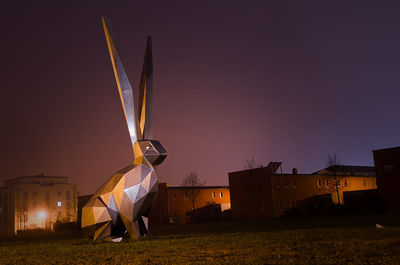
[81,17,167,241]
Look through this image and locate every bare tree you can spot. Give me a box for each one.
[243,155,263,170]
[323,153,344,204]
[182,171,206,211]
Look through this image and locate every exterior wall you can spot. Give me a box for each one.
[0,187,15,236]
[0,176,77,235]
[167,186,230,223]
[149,183,169,226]
[229,167,275,220]
[228,165,377,220]
[373,147,400,212]
[271,174,377,217]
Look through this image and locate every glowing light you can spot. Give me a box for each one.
[37,211,47,219]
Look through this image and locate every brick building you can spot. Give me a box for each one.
[0,175,77,235]
[167,186,230,223]
[79,183,231,226]
[373,146,400,212]
[228,162,376,220]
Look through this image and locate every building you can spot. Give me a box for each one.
[228,162,376,220]
[0,175,77,235]
[373,146,400,212]
[167,186,230,223]
[79,184,231,226]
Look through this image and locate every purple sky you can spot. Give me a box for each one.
[1,1,400,195]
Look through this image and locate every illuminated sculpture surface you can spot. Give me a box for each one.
[81,17,167,241]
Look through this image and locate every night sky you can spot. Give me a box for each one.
[1,1,400,195]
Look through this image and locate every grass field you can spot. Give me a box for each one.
[0,214,399,264]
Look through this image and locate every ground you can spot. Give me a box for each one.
[0,215,399,264]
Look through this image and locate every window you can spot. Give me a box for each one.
[23,202,28,211]
[363,180,366,187]
[33,192,37,197]
[279,202,282,211]
[23,192,28,201]
[66,191,70,200]
[57,191,62,196]
[172,192,176,200]
[57,201,62,207]
[284,179,288,187]
[45,191,50,200]
[184,192,188,199]
[67,201,71,209]
[325,180,329,187]
[384,164,395,173]
[344,179,348,186]
[276,179,280,188]
[212,192,215,199]
[58,211,61,219]
[317,180,321,187]
[292,180,296,187]
[220,192,223,198]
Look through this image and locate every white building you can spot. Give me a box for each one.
[0,175,77,235]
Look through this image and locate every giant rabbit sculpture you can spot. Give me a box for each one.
[81,17,167,242]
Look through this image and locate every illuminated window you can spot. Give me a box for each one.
[184,192,188,199]
[57,201,62,207]
[212,192,215,199]
[220,192,223,198]
[172,192,176,200]
[292,180,296,187]
[317,180,321,187]
[276,179,280,188]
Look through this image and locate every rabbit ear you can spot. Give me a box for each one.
[101,17,141,145]
[138,37,153,140]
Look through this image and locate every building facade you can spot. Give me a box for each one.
[373,146,400,212]
[167,186,230,223]
[79,184,231,226]
[228,162,377,220]
[0,175,77,235]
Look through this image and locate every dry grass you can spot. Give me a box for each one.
[1,215,399,264]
